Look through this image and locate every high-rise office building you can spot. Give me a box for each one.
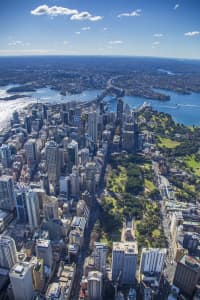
[9,262,34,300]
[116,98,124,126]
[88,111,98,142]
[0,235,17,269]
[122,130,135,152]
[0,144,12,168]
[24,139,38,166]
[26,190,40,230]
[85,162,97,196]
[30,257,44,291]
[24,115,32,134]
[94,242,107,275]
[67,140,78,168]
[79,148,89,165]
[45,140,61,187]
[112,242,138,285]
[173,255,200,297]
[15,186,28,223]
[36,239,53,269]
[0,175,15,211]
[140,248,166,275]
[88,271,103,300]
[70,166,80,198]
[59,176,70,198]
[12,110,20,125]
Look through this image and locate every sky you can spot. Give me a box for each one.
[0,0,200,59]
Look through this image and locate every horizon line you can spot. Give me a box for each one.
[0,54,200,61]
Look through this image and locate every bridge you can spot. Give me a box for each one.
[80,78,125,108]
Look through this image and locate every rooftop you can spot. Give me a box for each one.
[10,262,30,279]
[180,255,200,272]
[36,239,51,248]
[113,242,138,254]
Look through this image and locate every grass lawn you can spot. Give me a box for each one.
[158,137,181,149]
[184,155,200,176]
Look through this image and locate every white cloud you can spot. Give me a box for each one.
[154,33,163,38]
[71,12,103,21]
[81,27,91,31]
[184,31,200,37]
[8,41,30,47]
[75,32,81,35]
[152,41,160,46]
[174,4,180,10]
[31,5,78,16]
[118,9,142,18]
[103,27,108,31]
[31,5,103,22]
[108,40,123,45]
[63,41,69,45]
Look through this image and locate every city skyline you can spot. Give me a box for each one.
[0,0,200,59]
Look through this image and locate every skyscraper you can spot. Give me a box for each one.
[173,255,200,297]
[59,176,70,198]
[24,115,32,134]
[116,98,124,126]
[26,189,40,230]
[88,271,103,300]
[88,111,98,143]
[70,166,80,198]
[24,139,38,166]
[112,242,138,285]
[67,140,78,168]
[15,186,28,223]
[36,239,53,269]
[140,248,166,275]
[45,140,61,190]
[0,235,17,269]
[0,175,15,211]
[0,144,12,168]
[9,262,34,300]
[94,242,107,275]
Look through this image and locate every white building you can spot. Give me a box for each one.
[94,242,107,275]
[26,190,40,230]
[0,235,17,269]
[9,262,34,300]
[112,242,138,285]
[88,271,103,300]
[140,248,167,275]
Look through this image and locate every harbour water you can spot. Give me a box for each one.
[0,85,200,129]
[106,89,200,126]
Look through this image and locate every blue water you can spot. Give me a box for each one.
[30,87,102,103]
[106,90,200,126]
[1,84,200,126]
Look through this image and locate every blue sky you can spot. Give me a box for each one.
[0,0,200,58]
